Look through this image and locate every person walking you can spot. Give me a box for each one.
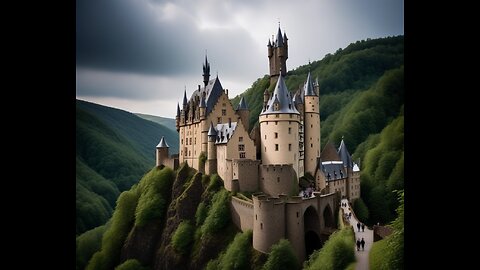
[360,238,365,251]
[356,239,361,251]
[357,222,360,232]
[361,223,365,232]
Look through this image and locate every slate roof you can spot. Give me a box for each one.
[338,139,353,168]
[156,136,169,148]
[215,122,238,144]
[237,96,248,110]
[260,75,299,115]
[321,161,347,182]
[187,77,224,116]
[208,122,217,136]
[320,141,342,161]
[304,71,317,96]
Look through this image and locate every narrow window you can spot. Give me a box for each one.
[275,132,278,138]
[275,144,279,151]
[289,144,292,151]
[288,127,291,134]
[222,109,226,116]
[239,136,243,142]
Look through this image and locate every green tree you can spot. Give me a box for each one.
[262,239,299,270]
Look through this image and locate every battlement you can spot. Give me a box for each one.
[259,164,297,196]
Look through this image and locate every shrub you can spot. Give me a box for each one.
[135,166,175,226]
[353,198,369,223]
[172,221,195,255]
[262,239,299,270]
[195,202,208,226]
[218,230,252,270]
[303,227,355,270]
[201,189,231,235]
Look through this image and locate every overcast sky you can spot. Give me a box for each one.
[76,0,403,118]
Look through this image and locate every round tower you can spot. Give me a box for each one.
[303,71,320,176]
[259,74,301,176]
[156,136,169,167]
[206,122,217,175]
[253,195,286,254]
[236,96,250,132]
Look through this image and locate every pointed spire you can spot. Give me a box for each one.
[208,121,217,136]
[338,138,352,168]
[203,52,210,86]
[276,26,284,47]
[237,96,248,110]
[156,136,169,148]
[304,71,317,96]
[183,87,187,106]
[268,39,272,47]
[176,102,180,116]
[260,74,299,115]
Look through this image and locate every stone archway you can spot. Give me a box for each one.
[304,206,322,258]
[323,204,334,229]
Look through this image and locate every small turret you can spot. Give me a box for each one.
[263,88,270,109]
[206,122,217,175]
[156,136,170,167]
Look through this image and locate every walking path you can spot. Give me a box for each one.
[341,198,373,270]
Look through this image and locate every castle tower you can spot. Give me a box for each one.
[156,136,169,167]
[206,122,217,175]
[253,195,286,254]
[268,26,288,85]
[303,71,321,176]
[263,88,270,110]
[203,54,210,87]
[236,96,250,132]
[259,73,301,176]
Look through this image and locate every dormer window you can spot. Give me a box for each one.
[274,102,279,111]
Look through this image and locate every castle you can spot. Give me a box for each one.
[155,26,361,262]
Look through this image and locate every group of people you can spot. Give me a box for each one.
[356,222,365,232]
[301,184,316,198]
[356,238,366,251]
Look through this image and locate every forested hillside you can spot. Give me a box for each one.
[76,100,179,235]
[232,35,404,225]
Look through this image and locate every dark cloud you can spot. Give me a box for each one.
[76,0,264,78]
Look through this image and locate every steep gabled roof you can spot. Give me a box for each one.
[338,139,353,168]
[188,76,224,116]
[304,71,317,96]
[260,75,299,115]
[320,141,342,161]
[237,96,248,110]
[156,136,169,148]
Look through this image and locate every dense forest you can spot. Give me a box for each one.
[76,100,179,235]
[76,35,404,269]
